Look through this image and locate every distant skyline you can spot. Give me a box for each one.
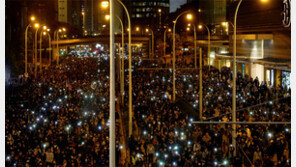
[170,0,187,13]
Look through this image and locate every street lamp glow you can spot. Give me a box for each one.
[62,28,66,32]
[101,1,109,8]
[42,26,47,30]
[34,23,39,28]
[186,14,193,20]
[186,27,190,31]
[82,12,85,15]
[136,27,140,31]
[158,9,162,13]
[30,16,36,21]
[188,23,191,26]
[198,25,203,29]
[43,31,46,35]
[168,28,171,32]
[145,28,149,32]
[47,29,50,32]
[58,29,62,32]
[198,9,202,12]
[221,22,228,26]
[105,15,110,20]
[261,0,268,2]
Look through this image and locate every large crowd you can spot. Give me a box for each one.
[6,54,124,166]
[6,46,290,167]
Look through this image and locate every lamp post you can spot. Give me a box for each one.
[39,31,44,73]
[231,0,269,157]
[173,12,192,101]
[198,24,210,70]
[187,24,197,69]
[82,12,85,36]
[102,0,133,137]
[24,16,37,77]
[46,32,52,66]
[163,27,171,57]
[108,0,115,166]
[39,29,51,72]
[116,16,125,103]
[54,28,65,66]
[106,14,125,102]
[199,47,202,120]
[145,28,154,57]
[158,8,162,27]
[34,25,46,78]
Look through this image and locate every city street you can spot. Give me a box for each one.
[5,0,291,166]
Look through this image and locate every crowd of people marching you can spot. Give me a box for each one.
[6,47,290,167]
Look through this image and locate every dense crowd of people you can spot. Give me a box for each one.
[6,47,290,167]
[6,54,124,166]
[128,61,290,166]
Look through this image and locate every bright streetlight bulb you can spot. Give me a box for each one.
[30,16,35,21]
[198,25,203,29]
[158,9,162,13]
[43,31,46,35]
[222,22,227,26]
[62,28,66,32]
[186,14,193,20]
[43,26,47,30]
[261,0,268,3]
[34,23,39,28]
[145,28,149,32]
[82,12,85,15]
[47,29,50,32]
[136,27,140,31]
[198,9,202,12]
[188,23,191,26]
[105,15,110,20]
[168,29,172,32]
[59,29,62,32]
[186,27,190,31]
[101,1,109,8]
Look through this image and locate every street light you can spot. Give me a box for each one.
[186,14,193,20]
[82,12,85,36]
[39,30,47,73]
[198,24,211,70]
[34,24,46,78]
[105,15,110,20]
[158,8,162,27]
[101,1,109,8]
[187,24,197,69]
[54,27,66,66]
[231,0,269,157]
[24,17,38,78]
[172,12,192,101]
[30,16,36,21]
[145,27,154,57]
[136,26,140,32]
[105,14,125,102]
[101,0,133,138]
[163,27,171,57]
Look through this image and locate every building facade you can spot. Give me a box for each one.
[215,0,291,88]
[128,0,170,28]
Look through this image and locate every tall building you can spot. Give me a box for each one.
[58,0,83,31]
[83,0,123,35]
[128,0,170,28]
